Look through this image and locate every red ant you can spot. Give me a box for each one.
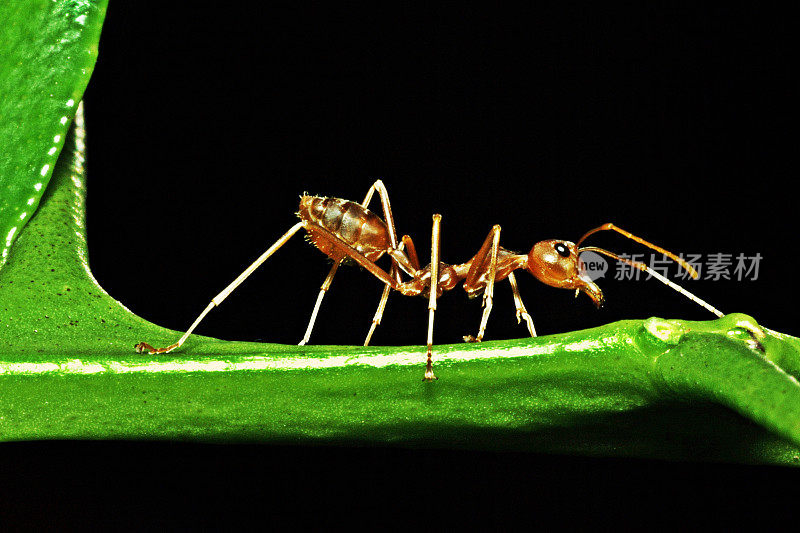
[135,180,723,380]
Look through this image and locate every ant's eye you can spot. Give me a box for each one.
[554,242,570,258]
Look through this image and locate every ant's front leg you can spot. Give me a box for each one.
[507,272,537,337]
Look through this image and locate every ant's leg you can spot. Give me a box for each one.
[400,234,421,271]
[507,272,537,337]
[359,180,413,347]
[135,222,305,354]
[363,235,420,346]
[475,226,501,341]
[463,225,501,342]
[364,262,397,346]
[361,179,399,254]
[298,260,341,345]
[362,180,422,280]
[297,220,459,369]
[424,214,442,381]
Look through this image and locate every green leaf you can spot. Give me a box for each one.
[3,0,800,468]
[0,0,108,270]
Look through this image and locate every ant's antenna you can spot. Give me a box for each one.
[577,223,698,279]
[577,223,723,317]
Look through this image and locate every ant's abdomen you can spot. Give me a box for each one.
[298,196,391,262]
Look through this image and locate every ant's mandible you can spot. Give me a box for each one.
[135,180,723,380]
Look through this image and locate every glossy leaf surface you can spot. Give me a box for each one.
[0,0,107,270]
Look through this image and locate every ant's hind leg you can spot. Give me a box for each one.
[135,222,305,355]
[298,260,341,345]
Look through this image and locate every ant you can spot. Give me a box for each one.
[135,180,723,381]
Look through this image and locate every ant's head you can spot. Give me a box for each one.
[525,223,708,313]
[526,239,604,307]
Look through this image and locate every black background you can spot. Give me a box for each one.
[84,4,794,344]
[5,4,798,529]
